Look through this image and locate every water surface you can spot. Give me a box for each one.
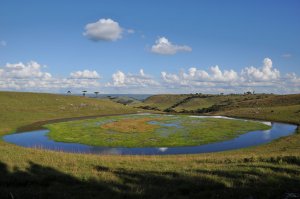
[3,116,297,155]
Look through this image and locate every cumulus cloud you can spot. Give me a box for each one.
[1,58,299,94]
[0,61,101,91]
[83,18,123,41]
[160,58,300,94]
[241,58,280,82]
[210,66,238,82]
[0,61,51,79]
[285,73,300,83]
[151,37,192,55]
[107,69,159,87]
[161,65,238,87]
[284,73,300,92]
[70,70,100,79]
[111,71,126,86]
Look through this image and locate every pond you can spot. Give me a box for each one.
[2,116,297,155]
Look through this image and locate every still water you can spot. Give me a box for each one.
[3,116,297,155]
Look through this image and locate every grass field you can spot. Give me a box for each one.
[173,97,217,111]
[0,91,138,135]
[137,93,281,113]
[0,92,299,199]
[138,94,190,110]
[218,105,300,124]
[45,114,270,147]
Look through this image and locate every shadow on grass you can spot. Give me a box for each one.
[0,161,300,199]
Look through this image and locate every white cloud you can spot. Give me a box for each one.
[151,37,192,55]
[210,66,238,82]
[241,58,280,82]
[161,65,238,87]
[0,61,51,79]
[160,58,299,94]
[70,70,100,79]
[112,71,126,86]
[107,69,159,87]
[83,18,123,41]
[0,40,7,47]
[280,73,300,93]
[285,73,300,84]
[0,61,101,92]
[1,58,299,94]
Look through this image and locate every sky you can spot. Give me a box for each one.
[0,0,300,94]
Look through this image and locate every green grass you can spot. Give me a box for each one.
[140,93,275,112]
[140,94,190,110]
[0,91,137,135]
[106,95,142,105]
[174,98,212,111]
[0,91,299,198]
[154,93,300,114]
[45,114,270,147]
[173,96,221,111]
[218,104,300,125]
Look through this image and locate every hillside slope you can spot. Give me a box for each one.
[0,91,137,134]
[140,94,195,111]
[0,91,299,198]
[139,93,300,113]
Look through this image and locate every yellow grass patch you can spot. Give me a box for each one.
[100,117,164,133]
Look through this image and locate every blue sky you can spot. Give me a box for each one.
[0,0,300,94]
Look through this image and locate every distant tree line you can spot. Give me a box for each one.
[66,90,100,97]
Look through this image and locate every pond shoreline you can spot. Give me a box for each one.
[4,114,297,155]
[15,111,299,133]
[15,112,142,133]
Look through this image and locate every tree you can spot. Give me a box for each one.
[94,91,99,97]
[82,90,87,97]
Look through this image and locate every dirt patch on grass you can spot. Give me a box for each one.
[100,117,164,133]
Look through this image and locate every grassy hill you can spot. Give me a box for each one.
[0,91,299,198]
[105,95,142,106]
[139,94,191,111]
[172,94,258,112]
[138,93,300,113]
[0,91,137,135]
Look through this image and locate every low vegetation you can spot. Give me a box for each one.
[139,94,190,110]
[139,93,275,113]
[0,91,137,135]
[0,91,299,198]
[46,114,270,147]
[105,95,142,106]
[100,117,164,133]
